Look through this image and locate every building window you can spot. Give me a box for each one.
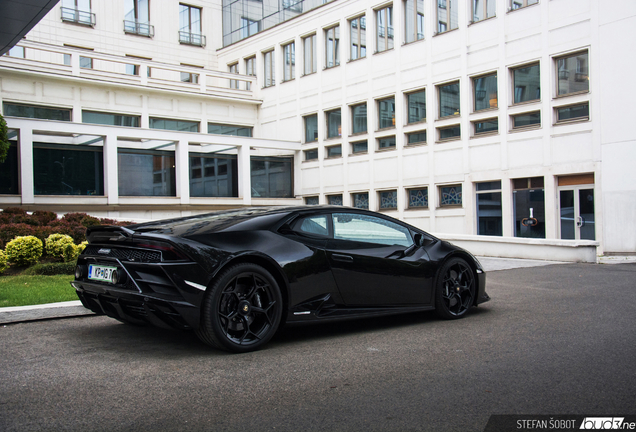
[5,46,25,58]
[245,56,255,90]
[352,192,369,209]
[407,130,427,145]
[125,64,139,75]
[124,0,153,37]
[476,181,502,236]
[305,196,319,205]
[351,140,368,154]
[350,103,367,134]
[350,16,366,60]
[328,194,343,206]
[408,187,428,208]
[378,136,396,149]
[283,42,295,82]
[149,117,199,132]
[118,148,175,197]
[251,156,293,198]
[208,123,253,136]
[189,153,238,197]
[556,51,589,96]
[438,81,460,118]
[326,145,342,158]
[304,149,318,161]
[379,190,398,210]
[303,34,317,75]
[80,56,93,69]
[263,50,275,87]
[61,0,95,26]
[437,0,458,33]
[2,103,71,121]
[180,70,199,83]
[472,0,495,22]
[378,97,396,129]
[473,73,497,111]
[179,4,205,46]
[513,63,540,104]
[473,118,498,135]
[512,111,540,129]
[229,63,239,89]
[304,114,318,142]
[510,0,538,11]
[33,143,103,196]
[325,26,340,68]
[0,141,19,194]
[438,125,461,141]
[82,111,140,127]
[405,0,424,43]
[439,184,462,207]
[240,18,258,39]
[326,109,341,138]
[376,6,394,53]
[513,176,545,238]
[407,89,426,123]
[556,103,589,123]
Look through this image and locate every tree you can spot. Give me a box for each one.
[0,112,9,163]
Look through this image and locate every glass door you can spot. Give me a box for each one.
[559,187,595,240]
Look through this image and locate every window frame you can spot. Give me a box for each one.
[263,49,275,88]
[244,56,256,90]
[228,62,239,89]
[511,110,541,130]
[351,192,370,209]
[304,114,318,143]
[554,50,589,97]
[475,180,503,236]
[406,130,427,145]
[436,0,458,34]
[378,189,398,210]
[282,41,295,82]
[437,124,461,142]
[304,196,320,205]
[351,140,368,155]
[326,144,342,159]
[302,33,317,75]
[472,72,498,112]
[327,194,343,206]
[178,4,205,47]
[554,102,590,124]
[471,0,496,23]
[304,148,319,161]
[349,15,366,61]
[404,0,424,44]
[437,80,460,119]
[509,0,538,11]
[407,187,429,209]
[375,5,394,53]
[406,88,427,124]
[472,117,499,136]
[377,96,396,130]
[325,25,340,69]
[350,102,368,135]
[511,62,541,105]
[438,183,463,208]
[326,108,342,139]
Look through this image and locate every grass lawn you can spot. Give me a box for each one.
[0,275,78,307]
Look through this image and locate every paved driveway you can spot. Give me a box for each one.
[1,263,635,432]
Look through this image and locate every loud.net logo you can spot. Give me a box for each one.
[580,418,635,430]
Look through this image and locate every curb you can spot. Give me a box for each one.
[0,300,95,325]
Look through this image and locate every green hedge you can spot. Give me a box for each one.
[22,262,76,276]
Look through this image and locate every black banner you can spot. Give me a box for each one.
[483,415,636,432]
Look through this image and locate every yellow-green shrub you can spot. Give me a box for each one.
[45,234,76,262]
[0,249,8,274]
[5,235,43,267]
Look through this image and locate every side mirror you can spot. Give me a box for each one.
[413,233,423,247]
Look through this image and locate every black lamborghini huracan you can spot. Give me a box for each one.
[72,206,489,353]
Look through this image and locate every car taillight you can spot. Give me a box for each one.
[134,240,188,261]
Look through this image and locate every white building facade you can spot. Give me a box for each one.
[1,0,635,260]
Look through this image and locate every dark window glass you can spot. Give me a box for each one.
[304,149,318,161]
[292,214,328,236]
[149,118,199,132]
[208,123,253,136]
[327,194,343,206]
[0,142,19,194]
[82,111,140,127]
[557,104,589,122]
[189,153,238,197]
[513,111,541,128]
[408,90,426,123]
[304,114,318,142]
[379,190,397,209]
[327,145,341,158]
[378,136,396,149]
[326,109,341,138]
[477,181,501,191]
[557,52,589,95]
[514,188,545,238]
[118,149,175,196]
[352,192,369,209]
[473,74,497,111]
[250,156,293,198]
[378,97,395,129]
[407,131,427,144]
[351,104,367,134]
[439,184,462,206]
[305,196,319,205]
[34,143,104,195]
[476,181,502,236]
[439,125,460,140]
[439,82,460,117]
[513,64,540,103]
[408,188,428,208]
[474,119,498,135]
[352,141,368,154]
[3,103,71,121]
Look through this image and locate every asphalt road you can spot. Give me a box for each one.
[1,263,635,432]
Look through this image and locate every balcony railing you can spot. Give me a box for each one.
[61,7,95,27]
[179,31,206,47]
[124,20,155,37]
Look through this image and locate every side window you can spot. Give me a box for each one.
[291,215,329,237]
[332,213,412,247]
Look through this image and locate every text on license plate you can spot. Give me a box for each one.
[88,265,117,282]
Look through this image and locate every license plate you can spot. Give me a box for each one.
[88,265,117,282]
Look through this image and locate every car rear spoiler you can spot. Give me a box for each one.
[86,225,136,244]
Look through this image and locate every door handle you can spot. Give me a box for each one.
[332,254,353,263]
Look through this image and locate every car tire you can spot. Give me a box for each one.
[434,257,476,320]
[196,263,283,353]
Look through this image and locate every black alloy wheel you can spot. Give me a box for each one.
[435,258,476,319]
[196,263,282,353]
